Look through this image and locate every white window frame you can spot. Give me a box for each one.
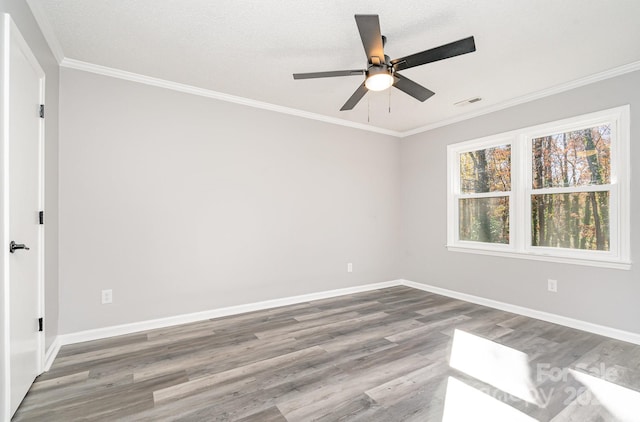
[447,105,630,270]
[449,136,516,254]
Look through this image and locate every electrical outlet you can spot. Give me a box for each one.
[101,289,113,304]
[547,279,558,293]
[347,263,353,273]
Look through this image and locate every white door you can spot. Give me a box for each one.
[3,14,45,417]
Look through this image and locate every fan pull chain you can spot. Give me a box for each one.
[388,88,391,114]
[367,98,370,123]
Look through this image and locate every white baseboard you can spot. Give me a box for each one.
[49,277,640,369]
[43,337,61,371]
[400,279,640,346]
[57,280,400,347]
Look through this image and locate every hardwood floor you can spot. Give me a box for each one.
[13,286,640,421]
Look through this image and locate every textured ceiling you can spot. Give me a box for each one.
[29,0,640,134]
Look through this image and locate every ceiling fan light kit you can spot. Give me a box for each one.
[364,66,394,91]
[293,14,476,111]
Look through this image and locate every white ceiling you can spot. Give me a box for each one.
[29,0,640,134]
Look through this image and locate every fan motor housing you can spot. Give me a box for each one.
[366,64,392,78]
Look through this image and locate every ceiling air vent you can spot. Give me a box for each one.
[454,97,482,107]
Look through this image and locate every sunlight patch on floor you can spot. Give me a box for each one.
[568,368,640,422]
[442,376,538,422]
[449,329,540,405]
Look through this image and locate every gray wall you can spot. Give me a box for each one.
[58,68,401,334]
[58,58,639,337]
[0,0,59,417]
[400,70,640,334]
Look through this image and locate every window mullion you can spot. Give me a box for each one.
[456,192,511,199]
[530,185,614,195]
[512,135,526,253]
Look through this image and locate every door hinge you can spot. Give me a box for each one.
[38,317,43,332]
[39,211,44,225]
[39,104,45,119]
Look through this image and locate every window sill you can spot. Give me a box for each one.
[446,245,631,270]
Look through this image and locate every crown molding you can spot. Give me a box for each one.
[60,58,403,138]
[60,57,640,139]
[400,60,640,138]
[26,0,64,64]
[24,1,640,138]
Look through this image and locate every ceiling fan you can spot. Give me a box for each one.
[293,14,476,111]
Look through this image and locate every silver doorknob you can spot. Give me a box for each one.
[9,241,30,253]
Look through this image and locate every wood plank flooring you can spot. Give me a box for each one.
[13,286,640,421]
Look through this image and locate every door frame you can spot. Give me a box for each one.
[1,12,46,419]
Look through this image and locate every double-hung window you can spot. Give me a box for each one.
[447,106,630,269]
[456,140,513,249]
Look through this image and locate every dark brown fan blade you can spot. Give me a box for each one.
[340,82,368,111]
[355,14,385,63]
[391,36,476,71]
[393,73,435,102]
[293,69,365,79]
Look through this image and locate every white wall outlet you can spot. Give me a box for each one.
[347,263,353,273]
[101,289,113,304]
[547,279,558,293]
